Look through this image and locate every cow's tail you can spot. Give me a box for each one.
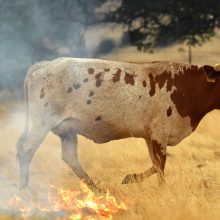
[16,75,29,160]
[23,75,29,135]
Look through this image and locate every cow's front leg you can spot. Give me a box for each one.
[55,129,101,192]
[122,139,167,185]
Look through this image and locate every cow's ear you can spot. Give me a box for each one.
[202,64,220,83]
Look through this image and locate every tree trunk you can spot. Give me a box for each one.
[188,44,192,64]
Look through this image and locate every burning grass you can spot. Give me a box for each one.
[7,183,126,219]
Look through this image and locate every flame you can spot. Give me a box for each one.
[48,182,127,219]
[8,196,32,220]
[7,182,127,219]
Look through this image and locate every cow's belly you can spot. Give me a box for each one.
[79,122,130,143]
[53,115,132,143]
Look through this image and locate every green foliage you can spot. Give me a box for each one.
[108,0,220,51]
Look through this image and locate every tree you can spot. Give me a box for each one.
[106,0,220,63]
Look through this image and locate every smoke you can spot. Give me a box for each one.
[85,23,125,57]
[0,0,125,94]
[0,1,47,91]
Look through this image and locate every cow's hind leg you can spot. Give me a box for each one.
[122,139,166,185]
[17,122,49,188]
[53,125,99,192]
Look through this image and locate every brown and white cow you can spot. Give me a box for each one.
[16,57,220,191]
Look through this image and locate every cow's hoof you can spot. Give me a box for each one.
[86,182,103,194]
[19,180,28,189]
[122,174,136,184]
[19,184,27,190]
[90,185,102,193]
[157,179,166,188]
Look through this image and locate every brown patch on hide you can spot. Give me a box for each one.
[87,100,91,104]
[149,74,156,96]
[169,65,214,130]
[83,78,89,83]
[124,72,136,85]
[148,71,173,97]
[73,83,81,90]
[112,69,121,83]
[95,73,102,87]
[105,68,110,72]
[167,107,172,117]
[67,87,73,93]
[152,140,161,148]
[89,91,94,97]
[156,71,173,91]
[95,116,102,121]
[142,80,147,87]
[40,87,45,99]
[88,68,94,74]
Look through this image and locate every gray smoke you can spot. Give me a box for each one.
[0,0,123,94]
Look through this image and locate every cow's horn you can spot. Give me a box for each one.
[214,63,220,72]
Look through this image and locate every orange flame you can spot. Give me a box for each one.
[49,182,127,219]
[7,183,127,219]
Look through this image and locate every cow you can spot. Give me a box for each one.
[16,57,220,191]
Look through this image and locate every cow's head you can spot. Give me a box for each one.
[202,63,220,83]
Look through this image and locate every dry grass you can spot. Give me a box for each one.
[0,32,220,219]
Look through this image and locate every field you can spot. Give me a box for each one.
[0,32,220,219]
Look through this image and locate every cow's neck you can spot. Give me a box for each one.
[171,65,220,130]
